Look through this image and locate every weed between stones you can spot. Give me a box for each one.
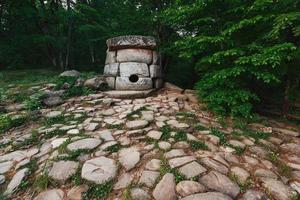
[83,181,114,200]
[126,106,148,120]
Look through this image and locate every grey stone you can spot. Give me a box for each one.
[81,156,117,184]
[139,170,160,187]
[105,77,116,89]
[158,141,171,150]
[5,168,28,196]
[281,143,300,154]
[84,77,107,90]
[261,178,297,200]
[240,189,267,200]
[150,65,163,78]
[152,51,160,65]
[169,156,196,168]
[181,192,233,200]
[0,175,5,184]
[229,140,246,148]
[45,111,62,118]
[43,96,63,107]
[67,138,101,151]
[66,185,89,200]
[179,161,207,179]
[34,189,65,200]
[83,122,100,131]
[105,51,117,64]
[115,77,153,90]
[199,171,240,198]
[201,157,228,174]
[114,173,133,190]
[48,161,79,183]
[117,49,153,64]
[254,168,277,179]
[273,127,299,137]
[119,148,140,171]
[126,120,148,130]
[145,159,161,171]
[164,149,186,159]
[153,173,176,200]
[98,130,115,141]
[107,35,157,50]
[0,161,13,174]
[130,188,151,200]
[176,181,206,197]
[119,62,149,77]
[60,70,80,77]
[230,166,250,184]
[104,63,119,76]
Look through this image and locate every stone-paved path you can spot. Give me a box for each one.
[0,89,300,200]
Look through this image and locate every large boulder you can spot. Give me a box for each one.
[119,62,149,77]
[106,35,157,50]
[60,70,80,78]
[84,77,107,90]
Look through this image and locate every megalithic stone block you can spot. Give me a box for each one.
[117,49,153,65]
[104,63,119,76]
[119,62,149,77]
[149,65,163,78]
[105,51,117,64]
[116,77,153,91]
[107,35,157,50]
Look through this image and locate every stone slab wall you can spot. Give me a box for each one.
[103,36,163,91]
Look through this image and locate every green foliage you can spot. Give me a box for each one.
[189,140,208,150]
[83,181,114,200]
[160,125,172,141]
[0,114,27,133]
[24,92,45,111]
[126,106,148,120]
[105,144,122,153]
[174,131,187,142]
[210,128,228,145]
[33,174,51,192]
[164,0,300,119]
[160,158,185,183]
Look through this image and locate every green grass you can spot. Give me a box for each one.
[107,124,124,130]
[189,140,208,150]
[83,181,114,200]
[33,173,51,192]
[105,144,122,153]
[174,131,188,141]
[44,129,66,139]
[71,166,83,186]
[24,92,45,111]
[58,149,91,161]
[0,114,28,133]
[160,125,172,141]
[210,128,228,145]
[126,106,148,120]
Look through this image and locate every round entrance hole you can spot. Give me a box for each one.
[129,74,139,83]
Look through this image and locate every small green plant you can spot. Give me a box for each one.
[194,124,207,131]
[63,86,93,98]
[122,185,134,200]
[232,146,246,156]
[160,158,185,183]
[0,193,7,200]
[107,124,124,130]
[0,114,27,133]
[59,149,91,161]
[53,76,78,90]
[33,173,51,192]
[71,167,83,186]
[174,131,187,141]
[44,129,66,139]
[126,106,148,120]
[57,139,72,154]
[210,128,228,145]
[160,125,172,140]
[105,144,121,153]
[83,181,114,200]
[189,140,208,150]
[24,92,45,111]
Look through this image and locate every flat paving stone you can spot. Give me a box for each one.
[176,181,206,197]
[48,161,79,183]
[34,189,65,200]
[126,120,149,130]
[119,148,140,171]
[179,161,207,178]
[199,171,240,198]
[261,178,297,200]
[168,156,196,168]
[153,173,176,200]
[181,192,233,200]
[67,138,101,151]
[139,170,160,187]
[164,149,186,159]
[201,157,228,174]
[81,156,117,184]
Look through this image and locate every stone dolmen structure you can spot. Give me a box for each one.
[103,36,163,92]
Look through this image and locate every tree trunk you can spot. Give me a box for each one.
[282,79,291,118]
